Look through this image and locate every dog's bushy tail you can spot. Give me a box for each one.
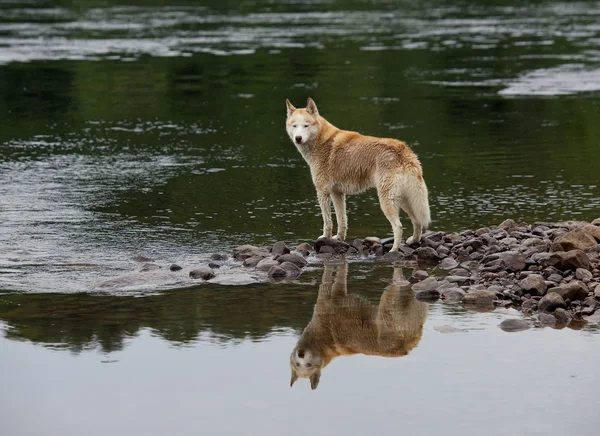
[401,172,431,229]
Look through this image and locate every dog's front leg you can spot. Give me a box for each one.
[317,191,332,239]
[331,192,347,241]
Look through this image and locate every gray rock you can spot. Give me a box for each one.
[279,261,302,278]
[267,265,287,278]
[434,325,465,333]
[451,268,470,277]
[541,250,591,271]
[582,224,600,241]
[243,256,263,267]
[463,290,496,305]
[272,241,291,257]
[211,252,229,261]
[412,269,429,281]
[140,263,160,272]
[276,253,308,268]
[351,238,364,251]
[437,245,451,256]
[499,218,517,230]
[538,312,557,327]
[132,254,155,262]
[441,288,466,303]
[446,275,470,284]
[499,319,531,332]
[314,237,350,254]
[557,229,597,251]
[412,277,440,292]
[439,257,459,270]
[256,258,279,272]
[584,311,600,324]
[498,251,526,272]
[416,247,440,263]
[232,245,270,261]
[575,267,593,282]
[382,251,404,261]
[521,299,538,313]
[582,296,597,310]
[538,292,566,312]
[547,273,563,284]
[547,281,588,302]
[318,245,336,254]
[207,274,258,286]
[415,289,441,301]
[295,242,313,256]
[169,264,182,272]
[189,266,215,280]
[444,232,462,244]
[208,262,221,269]
[518,274,547,296]
[554,308,572,325]
[595,284,600,298]
[523,237,545,247]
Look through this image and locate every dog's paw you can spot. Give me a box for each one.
[332,235,345,241]
[317,234,330,240]
[406,236,416,245]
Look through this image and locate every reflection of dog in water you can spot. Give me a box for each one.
[290,262,428,390]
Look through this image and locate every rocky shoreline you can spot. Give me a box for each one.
[189,217,600,329]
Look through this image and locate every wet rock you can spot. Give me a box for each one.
[436,245,451,256]
[499,319,531,332]
[521,299,538,313]
[463,290,496,306]
[140,263,160,272]
[412,277,440,292]
[314,237,350,254]
[584,311,600,324]
[523,237,545,247]
[554,308,572,326]
[441,288,465,303]
[267,265,287,278]
[243,256,263,267]
[232,245,270,261]
[207,274,258,286]
[351,238,364,251]
[518,274,547,296]
[256,258,279,272]
[547,281,588,302]
[538,292,566,312]
[208,262,221,269]
[276,253,308,268]
[364,236,381,246]
[169,264,182,272]
[444,232,462,244]
[295,242,313,256]
[382,251,404,261]
[575,267,593,282]
[412,270,429,281]
[415,289,440,301]
[557,229,597,251]
[542,250,591,271]
[538,312,557,328]
[211,252,229,261]
[439,257,459,270]
[416,247,440,263]
[595,283,600,298]
[546,273,563,284]
[582,296,597,311]
[132,254,155,262]
[279,261,302,278]
[189,266,215,280]
[318,245,336,254]
[434,325,465,333]
[272,241,291,257]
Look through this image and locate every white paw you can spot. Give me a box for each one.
[332,235,345,241]
[317,234,329,240]
[406,236,415,245]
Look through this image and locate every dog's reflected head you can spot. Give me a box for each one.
[290,346,322,390]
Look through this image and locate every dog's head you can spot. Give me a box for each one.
[285,98,320,147]
[289,345,323,390]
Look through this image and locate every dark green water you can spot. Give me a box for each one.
[1,1,600,435]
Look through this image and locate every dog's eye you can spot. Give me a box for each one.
[292,124,297,128]
[304,124,309,128]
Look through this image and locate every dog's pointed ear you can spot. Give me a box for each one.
[286,99,296,118]
[306,98,319,116]
[290,369,299,388]
[310,370,321,390]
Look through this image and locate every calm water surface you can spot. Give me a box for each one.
[1,1,600,435]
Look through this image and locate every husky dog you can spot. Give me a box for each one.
[285,98,430,251]
[290,263,428,390]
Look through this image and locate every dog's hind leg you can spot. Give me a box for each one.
[331,192,347,241]
[405,219,422,246]
[317,191,333,239]
[377,185,403,252]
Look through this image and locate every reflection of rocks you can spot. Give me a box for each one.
[290,262,428,390]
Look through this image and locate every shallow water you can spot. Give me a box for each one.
[1,0,600,434]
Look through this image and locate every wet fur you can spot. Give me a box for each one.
[290,263,428,390]
[286,98,431,251]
